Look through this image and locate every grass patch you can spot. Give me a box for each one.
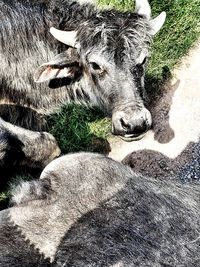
[98,0,134,10]
[0,174,33,209]
[148,0,200,77]
[0,192,7,203]
[1,0,200,207]
[48,104,111,154]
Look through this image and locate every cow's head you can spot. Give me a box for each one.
[35,0,166,140]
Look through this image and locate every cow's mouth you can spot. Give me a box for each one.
[120,132,146,142]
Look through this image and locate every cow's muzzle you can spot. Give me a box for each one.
[112,107,152,141]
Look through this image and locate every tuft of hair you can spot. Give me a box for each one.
[10,178,52,206]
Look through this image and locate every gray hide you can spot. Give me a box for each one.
[0,152,200,266]
[0,0,165,170]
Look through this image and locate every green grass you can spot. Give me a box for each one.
[48,104,111,154]
[0,193,7,203]
[98,0,134,10]
[0,174,33,209]
[0,0,200,205]
[148,0,200,77]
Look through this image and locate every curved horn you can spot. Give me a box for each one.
[135,0,151,20]
[149,12,166,35]
[50,27,77,47]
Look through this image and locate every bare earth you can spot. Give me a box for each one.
[108,41,200,180]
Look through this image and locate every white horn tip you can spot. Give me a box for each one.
[135,0,151,20]
[161,11,167,21]
[149,11,167,35]
[49,27,77,48]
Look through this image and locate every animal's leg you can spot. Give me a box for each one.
[0,118,60,169]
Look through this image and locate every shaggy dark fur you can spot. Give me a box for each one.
[0,0,150,112]
[0,153,200,266]
[0,0,160,169]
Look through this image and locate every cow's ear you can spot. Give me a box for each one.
[149,12,166,35]
[34,49,81,83]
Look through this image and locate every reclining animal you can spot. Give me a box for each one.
[0,0,166,169]
[0,152,200,266]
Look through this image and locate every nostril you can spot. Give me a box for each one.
[120,118,131,131]
[120,118,148,135]
[133,121,149,135]
[133,122,147,135]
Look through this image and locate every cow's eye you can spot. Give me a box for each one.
[90,62,102,71]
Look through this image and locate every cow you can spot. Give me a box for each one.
[0,152,200,266]
[0,0,166,170]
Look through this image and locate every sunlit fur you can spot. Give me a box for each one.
[0,0,156,168]
[0,0,151,112]
[0,153,200,266]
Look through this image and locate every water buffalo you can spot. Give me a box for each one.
[0,0,166,169]
[0,152,200,266]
